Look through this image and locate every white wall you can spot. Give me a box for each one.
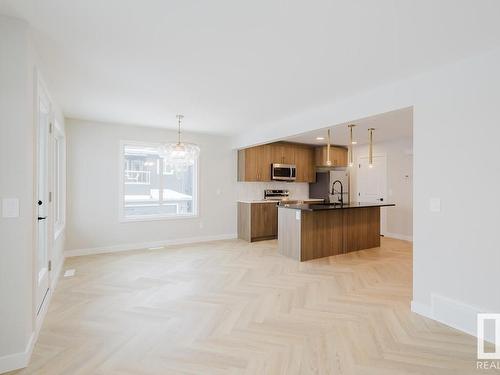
[351,137,413,241]
[65,119,237,254]
[234,49,500,341]
[0,16,66,372]
[0,16,35,366]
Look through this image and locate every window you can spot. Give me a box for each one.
[53,123,65,237]
[119,141,198,221]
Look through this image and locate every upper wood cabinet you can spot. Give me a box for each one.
[238,142,316,183]
[314,146,348,167]
[294,145,316,182]
[271,142,296,164]
[238,144,271,181]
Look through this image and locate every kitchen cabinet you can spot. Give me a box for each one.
[238,142,316,182]
[238,144,272,181]
[238,202,278,242]
[294,146,316,182]
[271,142,295,164]
[315,146,348,167]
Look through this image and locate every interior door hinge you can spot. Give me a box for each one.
[49,122,53,134]
[49,191,52,202]
[48,260,52,271]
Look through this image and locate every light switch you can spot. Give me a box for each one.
[2,198,20,218]
[429,198,441,213]
[295,211,301,220]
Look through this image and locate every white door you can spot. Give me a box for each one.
[357,155,387,235]
[36,87,50,315]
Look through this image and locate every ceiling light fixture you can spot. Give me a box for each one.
[159,114,200,172]
[347,124,356,167]
[368,128,375,168]
[316,136,325,141]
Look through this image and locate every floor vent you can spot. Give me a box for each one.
[64,269,76,277]
[148,246,164,250]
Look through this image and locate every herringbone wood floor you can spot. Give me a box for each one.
[11,238,492,374]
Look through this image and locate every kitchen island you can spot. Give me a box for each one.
[278,202,395,261]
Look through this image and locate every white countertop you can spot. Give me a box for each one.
[238,198,324,204]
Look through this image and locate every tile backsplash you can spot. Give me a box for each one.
[237,181,309,201]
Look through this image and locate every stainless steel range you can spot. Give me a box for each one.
[263,189,290,201]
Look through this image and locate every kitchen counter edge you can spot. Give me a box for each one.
[278,202,396,211]
[237,199,325,204]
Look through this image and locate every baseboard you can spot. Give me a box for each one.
[51,252,65,290]
[0,252,66,374]
[410,300,433,318]
[384,232,413,242]
[411,294,495,344]
[0,332,35,374]
[65,233,238,257]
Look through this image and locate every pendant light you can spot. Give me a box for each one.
[347,124,356,167]
[368,128,375,168]
[326,129,332,166]
[160,114,200,172]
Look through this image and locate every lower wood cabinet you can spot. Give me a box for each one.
[238,202,278,242]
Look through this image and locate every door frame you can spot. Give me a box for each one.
[33,70,53,323]
[356,153,388,235]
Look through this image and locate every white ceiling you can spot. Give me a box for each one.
[283,107,412,146]
[1,0,499,134]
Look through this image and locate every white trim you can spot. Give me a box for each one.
[0,333,35,374]
[0,252,65,373]
[119,213,199,223]
[54,225,65,240]
[52,123,66,238]
[384,232,413,242]
[118,140,200,222]
[410,300,433,318]
[34,71,51,320]
[50,252,65,290]
[65,234,238,258]
[411,294,495,344]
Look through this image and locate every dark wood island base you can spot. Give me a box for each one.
[278,203,395,261]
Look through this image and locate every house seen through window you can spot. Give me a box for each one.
[121,142,197,220]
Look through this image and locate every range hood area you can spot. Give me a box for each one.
[315,129,348,171]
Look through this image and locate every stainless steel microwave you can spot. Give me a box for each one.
[271,163,296,181]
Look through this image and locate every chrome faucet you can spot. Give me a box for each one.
[331,180,344,205]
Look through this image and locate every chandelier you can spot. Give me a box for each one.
[159,114,200,172]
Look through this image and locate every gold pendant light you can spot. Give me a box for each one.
[368,128,375,168]
[326,128,332,166]
[347,124,356,167]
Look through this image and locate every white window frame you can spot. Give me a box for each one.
[53,121,65,239]
[118,140,199,222]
